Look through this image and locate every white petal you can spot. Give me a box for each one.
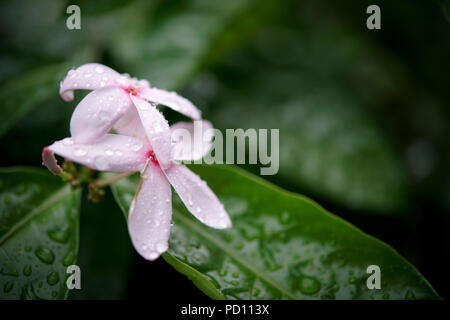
[128,163,173,261]
[70,86,133,144]
[171,120,213,162]
[139,87,202,120]
[130,95,172,170]
[113,105,147,139]
[165,163,232,229]
[48,134,148,172]
[60,63,127,102]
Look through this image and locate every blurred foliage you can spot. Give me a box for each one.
[0,0,449,299]
[69,189,134,299]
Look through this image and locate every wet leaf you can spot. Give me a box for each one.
[0,167,80,299]
[110,165,439,299]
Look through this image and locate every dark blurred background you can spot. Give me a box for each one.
[0,0,449,299]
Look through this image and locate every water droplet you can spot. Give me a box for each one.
[47,228,70,243]
[0,267,18,277]
[3,281,13,293]
[35,247,55,264]
[84,73,92,78]
[138,101,149,110]
[382,293,390,300]
[52,291,58,298]
[98,110,111,122]
[232,272,239,279]
[62,251,75,266]
[219,269,227,276]
[100,81,106,87]
[63,138,74,145]
[20,284,40,300]
[94,156,108,170]
[155,242,167,253]
[148,252,158,260]
[231,280,238,286]
[405,290,416,300]
[23,265,32,276]
[46,272,59,286]
[298,276,320,294]
[115,150,123,156]
[25,245,32,252]
[224,234,233,243]
[105,149,114,156]
[73,148,87,157]
[234,243,244,250]
[280,211,291,224]
[252,288,260,296]
[95,66,104,73]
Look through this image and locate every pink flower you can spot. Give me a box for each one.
[59,63,202,170]
[44,121,231,260]
[44,64,232,260]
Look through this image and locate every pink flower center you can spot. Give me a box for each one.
[145,150,159,166]
[124,85,140,96]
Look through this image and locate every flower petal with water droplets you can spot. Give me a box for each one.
[171,120,213,162]
[165,163,232,229]
[59,63,126,102]
[139,87,202,120]
[48,134,148,172]
[130,95,172,170]
[113,105,147,139]
[70,86,133,144]
[128,163,172,261]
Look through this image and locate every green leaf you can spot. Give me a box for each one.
[0,64,69,137]
[110,165,439,300]
[0,167,80,300]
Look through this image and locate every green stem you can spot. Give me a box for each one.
[92,172,135,187]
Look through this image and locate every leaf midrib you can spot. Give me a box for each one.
[172,209,298,299]
[0,185,72,246]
